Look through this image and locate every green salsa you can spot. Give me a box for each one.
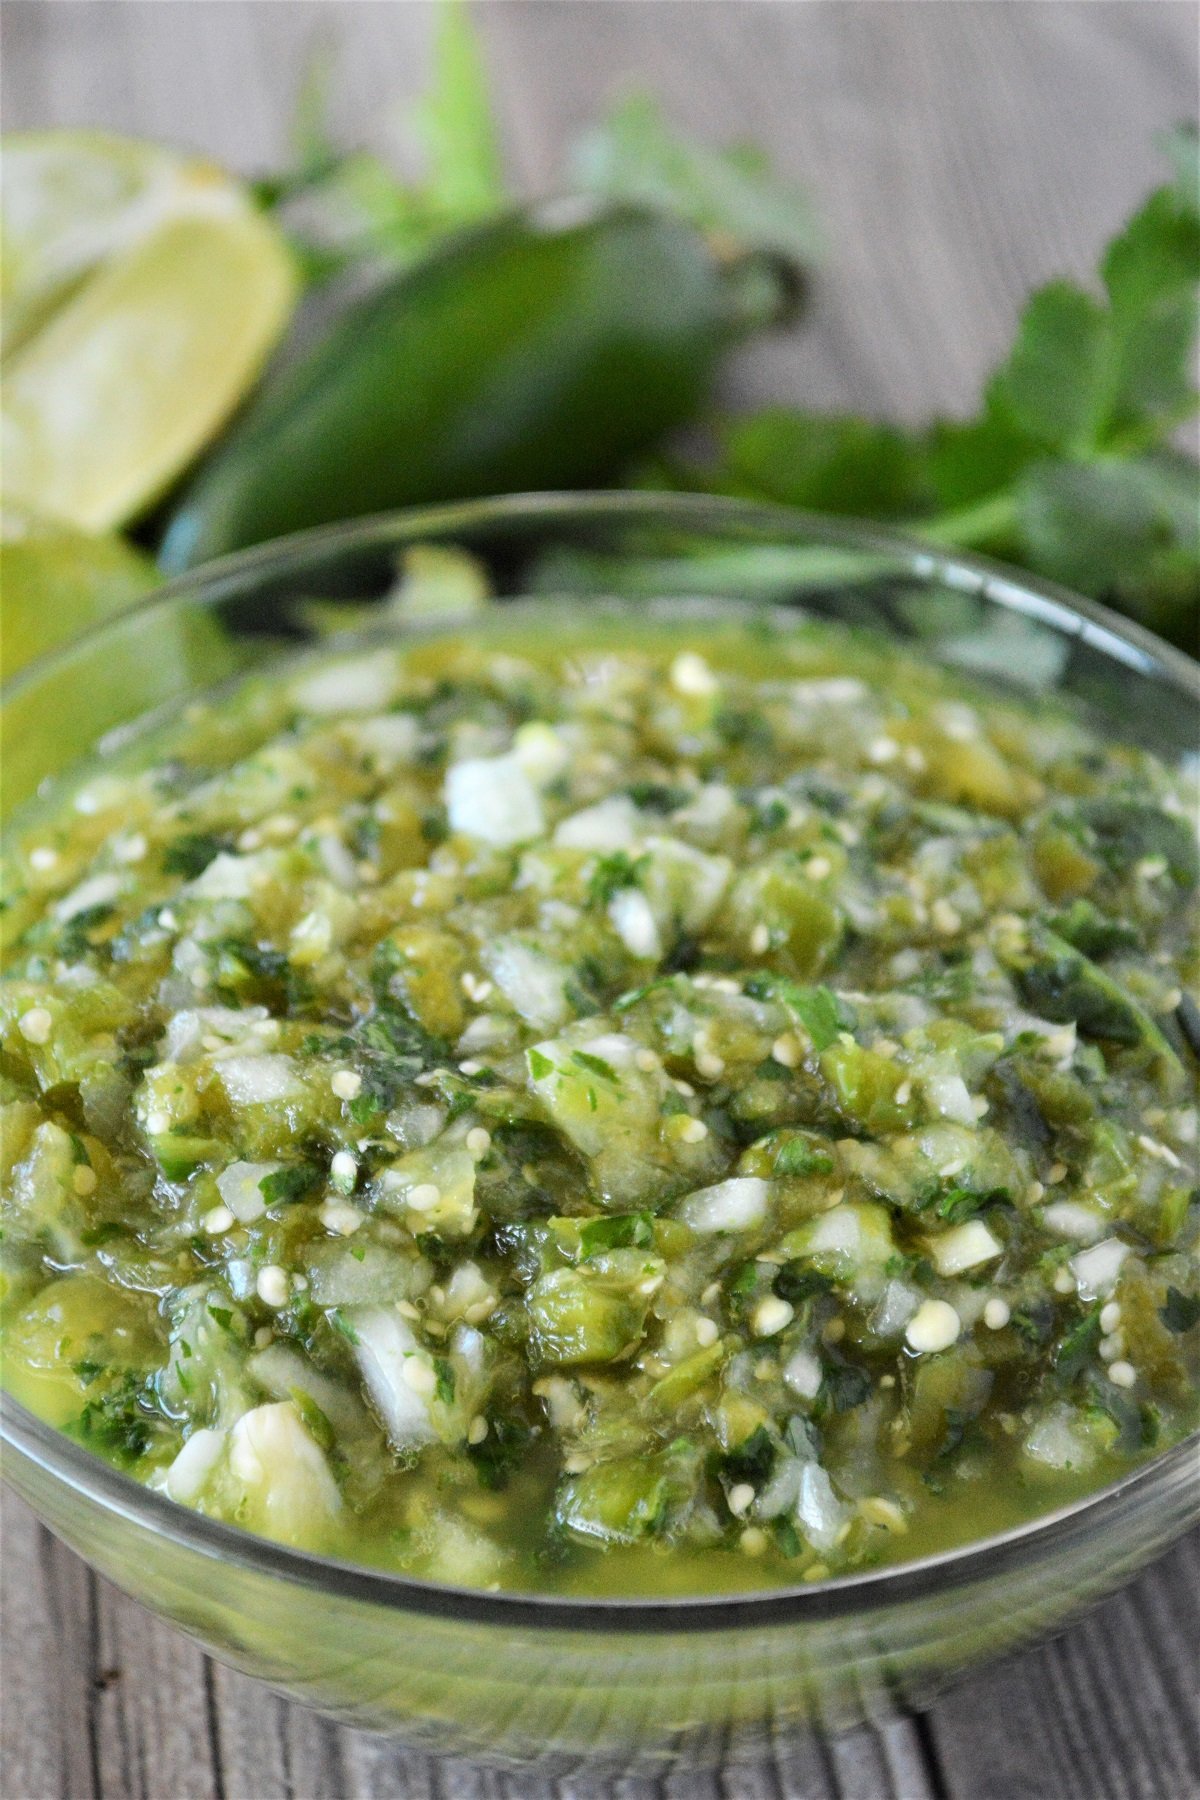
[2,601,1197,1596]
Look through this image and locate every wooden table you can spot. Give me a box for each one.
[2,4,1198,1796]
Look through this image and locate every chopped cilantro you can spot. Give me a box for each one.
[259,1164,322,1206]
[772,1263,834,1306]
[773,1133,835,1177]
[1160,1287,1200,1333]
[469,1412,534,1490]
[1054,1304,1103,1383]
[59,903,115,958]
[720,1425,776,1488]
[162,832,235,879]
[818,1356,872,1414]
[746,975,844,1051]
[936,1185,1011,1225]
[579,1212,655,1256]
[587,851,648,907]
[69,1373,155,1467]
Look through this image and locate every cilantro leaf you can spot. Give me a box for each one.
[587,851,647,907]
[772,1262,834,1305]
[720,1424,776,1488]
[1054,1304,1103,1383]
[992,281,1114,454]
[925,407,1035,512]
[570,1049,619,1082]
[1160,1287,1200,1334]
[935,1186,1007,1226]
[1016,452,1199,641]
[772,1132,835,1178]
[469,1411,534,1490]
[746,975,844,1051]
[579,1212,655,1256]
[410,0,505,221]
[259,1164,322,1207]
[571,92,819,266]
[258,4,505,282]
[68,1373,156,1467]
[1102,175,1200,422]
[162,832,235,879]
[712,409,928,517]
[819,1354,872,1414]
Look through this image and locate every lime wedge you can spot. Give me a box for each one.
[0,506,158,680]
[1,131,296,531]
[0,507,236,814]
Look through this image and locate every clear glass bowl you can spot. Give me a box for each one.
[2,493,1198,1775]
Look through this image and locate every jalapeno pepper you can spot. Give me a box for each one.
[161,205,787,570]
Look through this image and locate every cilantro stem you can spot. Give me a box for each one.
[913,490,1018,553]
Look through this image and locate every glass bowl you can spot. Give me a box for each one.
[2,492,1198,1775]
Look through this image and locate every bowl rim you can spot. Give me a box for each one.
[2,488,1198,1632]
[4,488,1199,706]
[5,1390,1197,1631]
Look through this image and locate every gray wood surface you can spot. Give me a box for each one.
[2,3,1199,1796]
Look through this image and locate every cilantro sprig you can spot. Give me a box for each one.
[258,2,818,290]
[665,126,1199,647]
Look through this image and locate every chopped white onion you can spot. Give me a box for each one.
[678,1177,769,1233]
[292,655,397,715]
[921,1071,977,1126]
[345,1305,438,1450]
[803,1206,861,1258]
[782,1349,823,1400]
[608,888,662,960]
[484,937,570,1030]
[553,796,641,851]
[871,1279,921,1339]
[54,871,121,922]
[163,1005,269,1063]
[796,1463,849,1550]
[346,713,419,762]
[216,1160,281,1224]
[1041,1201,1106,1243]
[927,1219,1003,1275]
[163,1428,225,1503]
[445,753,544,847]
[1070,1237,1129,1300]
[1024,1404,1096,1472]
[217,1053,303,1105]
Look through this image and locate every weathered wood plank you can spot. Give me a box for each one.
[922,1532,1200,1800]
[0,1495,98,1800]
[88,1570,223,1800]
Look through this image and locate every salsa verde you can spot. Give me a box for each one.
[2,602,1198,1596]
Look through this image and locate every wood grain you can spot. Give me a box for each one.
[5,1490,1198,1800]
[2,3,1199,1796]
